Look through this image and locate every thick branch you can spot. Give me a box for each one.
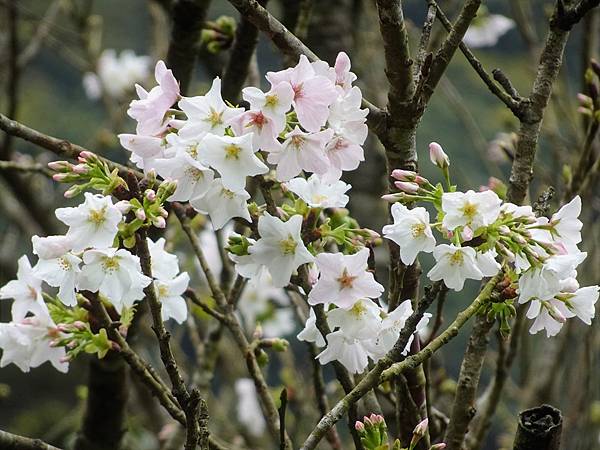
[0,430,61,450]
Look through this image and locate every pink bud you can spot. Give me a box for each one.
[72,164,88,174]
[52,173,68,182]
[394,181,419,194]
[413,418,429,436]
[135,209,147,221]
[158,207,169,218]
[498,225,510,235]
[547,303,567,323]
[72,321,87,330]
[577,93,593,106]
[355,421,365,432]
[429,142,450,168]
[47,161,70,171]
[430,444,447,450]
[145,189,157,201]
[460,226,473,242]
[153,216,166,228]
[381,193,403,202]
[63,186,79,198]
[79,151,95,161]
[391,169,417,181]
[59,355,72,363]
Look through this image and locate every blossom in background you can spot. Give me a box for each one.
[77,248,151,312]
[179,77,243,136]
[248,214,314,288]
[0,315,68,373]
[55,193,123,252]
[127,60,180,136]
[441,189,502,231]
[463,12,515,48]
[190,179,251,230]
[83,49,151,100]
[201,133,268,191]
[235,378,266,436]
[383,203,436,265]
[285,174,350,208]
[308,249,383,308]
[427,244,483,291]
[266,55,337,132]
[267,127,333,181]
[0,256,49,321]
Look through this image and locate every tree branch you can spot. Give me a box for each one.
[0,430,62,450]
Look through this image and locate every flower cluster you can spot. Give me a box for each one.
[0,191,189,372]
[382,143,598,338]
[354,414,445,450]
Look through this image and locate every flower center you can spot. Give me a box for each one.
[290,135,305,150]
[411,223,426,237]
[220,188,235,199]
[206,108,224,128]
[279,235,298,255]
[157,283,169,299]
[349,300,366,318]
[461,202,478,219]
[337,268,358,289]
[225,144,241,159]
[311,193,328,205]
[58,257,72,271]
[249,111,266,129]
[186,144,199,159]
[185,167,205,181]
[264,94,279,108]
[101,256,121,273]
[88,207,107,226]
[28,286,37,300]
[449,250,464,266]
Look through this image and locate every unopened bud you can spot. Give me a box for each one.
[394,181,419,194]
[158,207,169,218]
[145,189,157,201]
[391,169,417,181]
[381,193,404,202]
[72,321,87,330]
[498,225,510,235]
[429,142,450,168]
[430,444,447,450]
[577,93,593,107]
[115,200,132,214]
[152,216,166,228]
[461,226,473,242]
[135,209,147,221]
[52,173,68,182]
[64,186,80,198]
[78,151,95,161]
[72,164,88,174]
[547,303,566,323]
[48,161,71,171]
[413,418,429,437]
[355,421,365,432]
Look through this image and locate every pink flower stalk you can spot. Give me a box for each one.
[429,142,450,168]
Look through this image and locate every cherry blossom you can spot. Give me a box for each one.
[55,193,123,252]
[201,133,268,191]
[127,60,179,136]
[248,214,314,288]
[153,151,214,202]
[441,190,502,231]
[549,195,582,248]
[266,127,333,181]
[308,249,383,308]
[383,203,436,265]
[31,235,72,260]
[266,55,337,132]
[235,378,267,436]
[317,330,376,374]
[285,174,350,208]
[156,273,190,323]
[463,13,514,48]
[0,256,49,321]
[241,82,294,130]
[427,244,483,291]
[190,179,251,230]
[77,248,152,312]
[118,133,166,172]
[147,237,180,281]
[0,315,68,373]
[34,252,81,307]
[297,308,326,347]
[178,77,243,136]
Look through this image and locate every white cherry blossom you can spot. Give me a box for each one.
[34,252,81,307]
[475,249,501,277]
[156,273,190,323]
[327,298,382,339]
[242,82,294,130]
[0,256,49,321]
[564,285,599,325]
[442,190,502,231]
[297,308,326,347]
[427,244,483,291]
[550,195,582,248]
[248,214,314,288]
[201,133,268,191]
[190,179,251,230]
[285,174,350,208]
[317,330,376,374]
[77,248,152,312]
[55,193,123,252]
[178,77,243,136]
[383,203,436,265]
[235,378,267,436]
[153,151,214,202]
[118,133,166,172]
[267,127,333,181]
[308,248,383,308]
[31,235,72,260]
[0,316,68,373]
[147,237,180,280]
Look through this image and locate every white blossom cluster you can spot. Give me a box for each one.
[0,192,189,372]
